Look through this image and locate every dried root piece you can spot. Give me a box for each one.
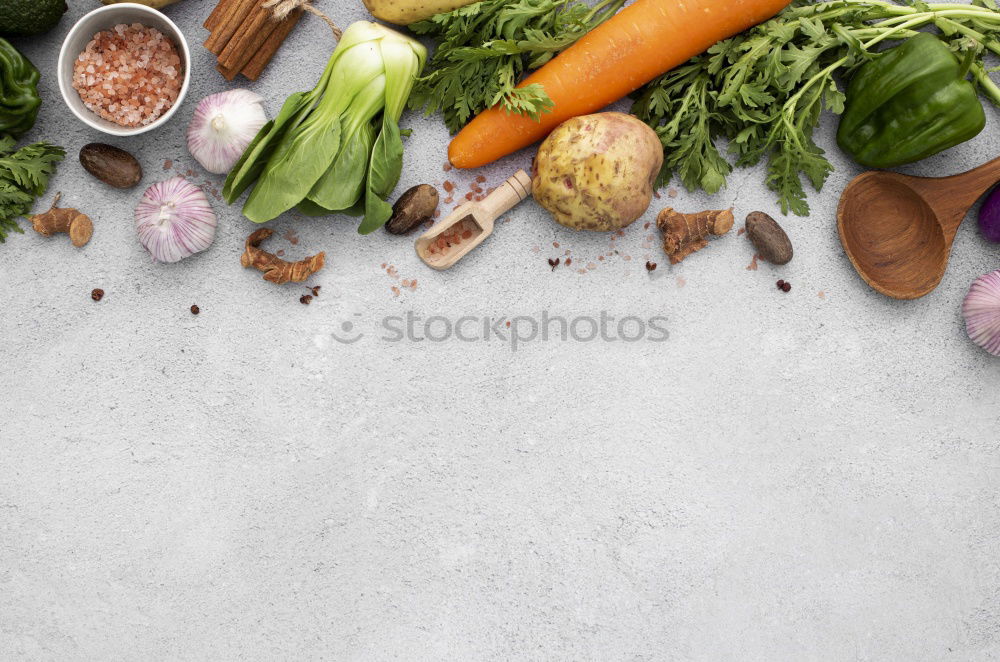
[387,184,438,235]
[241,228,325,284]
[656,207,734,264]
[30,194,93,247]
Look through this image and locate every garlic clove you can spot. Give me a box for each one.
[187,89,268,174]
[963,269,1000,357]
[135,176,216,263]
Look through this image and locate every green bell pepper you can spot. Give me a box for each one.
[837,32,986,169]
[0,37,40,139]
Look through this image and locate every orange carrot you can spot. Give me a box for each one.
[448,0,792,169]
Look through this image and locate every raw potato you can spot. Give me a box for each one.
[532,112,663,232]
[362,0,478,26]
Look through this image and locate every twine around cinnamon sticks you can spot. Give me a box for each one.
[204,0,342,81]
[264,0,342,40]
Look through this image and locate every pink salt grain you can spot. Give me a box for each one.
[72,24,182,128]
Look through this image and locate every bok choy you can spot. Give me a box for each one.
[222,22,427,233]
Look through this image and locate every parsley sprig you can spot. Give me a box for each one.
[633,0,1000,216]
[409,0,626,133]
[0,136,65,243]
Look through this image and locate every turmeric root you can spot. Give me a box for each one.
[657,207,734,264]
[241,228,325,284]
[29,194,93,248]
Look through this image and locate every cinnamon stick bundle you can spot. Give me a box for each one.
[204,0,235,32]
[203,0,303,81]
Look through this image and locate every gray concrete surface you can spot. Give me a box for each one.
[2,1,999,660]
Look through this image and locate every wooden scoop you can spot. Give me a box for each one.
[416,170,532,270]
[837,156,1000,300]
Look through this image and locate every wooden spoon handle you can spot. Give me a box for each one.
[478,170,532,222]
[931,155,1000,232]
[957,155,1000,197]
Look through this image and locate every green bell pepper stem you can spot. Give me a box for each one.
[958,48,975,79]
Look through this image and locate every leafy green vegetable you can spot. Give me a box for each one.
[632,0,1000,216]
[409,0,625,133]
[357,36,420,234]
[223,92,315,204]
[224,22,426,233]
[361,114,403,234]
[0,136,64,243]
[307,82,382,212]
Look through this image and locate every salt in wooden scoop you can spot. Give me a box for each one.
[416,170,532,270]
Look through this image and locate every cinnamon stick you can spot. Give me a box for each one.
[217,62,240,81]
[204,0,257,55]
[241,9,303,80]
[204,0,234,31]
[219,4,280,72]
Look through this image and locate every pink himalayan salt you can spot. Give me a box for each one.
[72,23,182,128]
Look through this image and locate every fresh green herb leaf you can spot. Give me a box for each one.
[410,0,625,133]
[632,60,731,194]
[0,141,64,243]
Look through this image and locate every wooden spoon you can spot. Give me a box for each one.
[416,170,532,270]
[837,156,1000,300]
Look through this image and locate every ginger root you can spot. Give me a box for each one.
[30,194,93,248]
[657,207,734,264]
[241,228,325,284]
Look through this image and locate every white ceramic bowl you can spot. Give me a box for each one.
[57,3,191,137]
